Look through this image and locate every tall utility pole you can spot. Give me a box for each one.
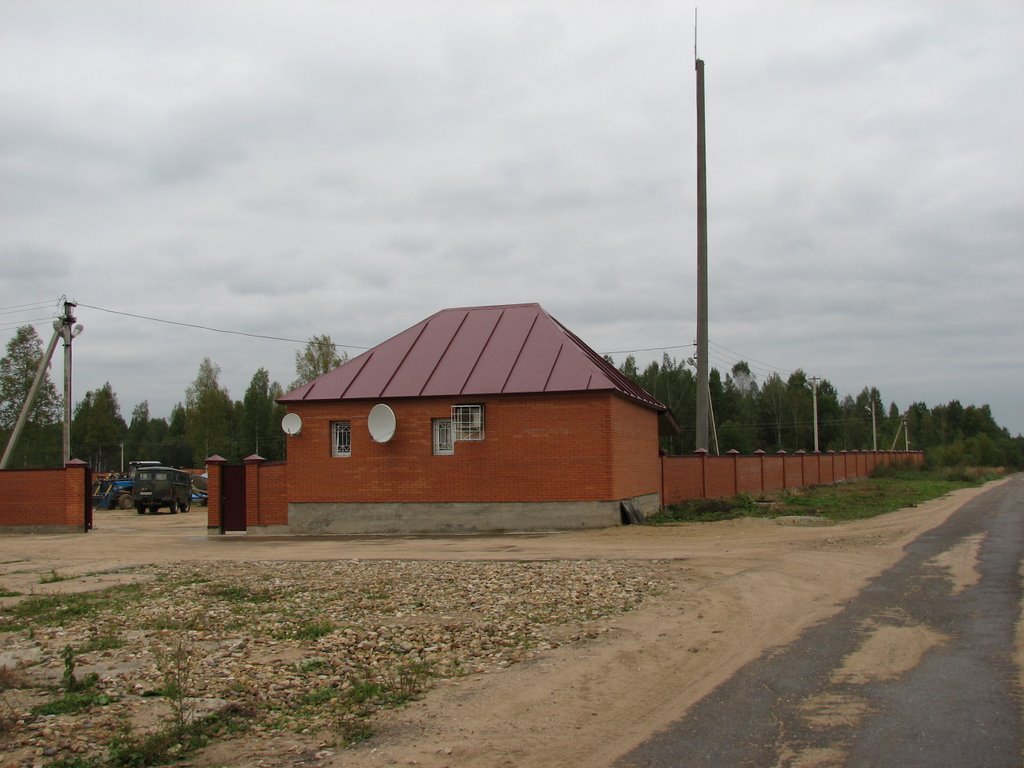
[61,300,80,464]
[694,54,710,452]
[808,376,821,453]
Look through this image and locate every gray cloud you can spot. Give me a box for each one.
[0,1,1021,436]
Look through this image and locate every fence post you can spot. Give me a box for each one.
[205,455,227,535]
[754,449,765,493]
[694,448,708,499]
[244,454,265,528]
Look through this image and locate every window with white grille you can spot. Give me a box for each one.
[451,404,484,441]
[331,421,351,457]
[432,418,454,455]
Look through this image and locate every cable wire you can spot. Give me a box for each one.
[74,302,371,351]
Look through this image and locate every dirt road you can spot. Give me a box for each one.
[0,479,1013,767]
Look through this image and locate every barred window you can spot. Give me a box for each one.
[331,421,351,457]
[451,404,484,441]
[433,418,454,455]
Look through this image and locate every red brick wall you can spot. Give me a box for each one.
[0,464,88,530]
[283,392,660,505]
[705,457,736,498]
[609,397,661,499]
[661,451,925,506]
[661,455,705,502]
[763,455,785,491]
[247,460,287,527]
[736,456,763,494]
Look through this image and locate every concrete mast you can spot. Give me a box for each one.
[695,56,710,452]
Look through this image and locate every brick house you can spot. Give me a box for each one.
[270,303,674,534]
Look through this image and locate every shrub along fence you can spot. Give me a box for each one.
[661,449,925,506]
[0,460,92,532]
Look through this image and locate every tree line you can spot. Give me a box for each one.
[1,324,1020,470]
[614,353,1022,469]
[0,326,345,471]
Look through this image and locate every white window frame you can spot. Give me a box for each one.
[451,404,485,442]
[331,420,351,457]
[432,418,454,455]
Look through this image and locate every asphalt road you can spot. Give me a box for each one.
[615,474,1024,768]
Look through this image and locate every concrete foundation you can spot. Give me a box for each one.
[252,494,660,535]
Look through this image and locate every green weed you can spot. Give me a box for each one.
[277,619,334,641]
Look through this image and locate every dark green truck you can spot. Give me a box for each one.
[133,466,192,514]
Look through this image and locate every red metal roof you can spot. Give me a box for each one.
[280,303,666,411]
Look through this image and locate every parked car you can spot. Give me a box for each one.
[133,466,192,514]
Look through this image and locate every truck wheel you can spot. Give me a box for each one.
[150,506,160,515]
[168,500,178,514]
[118,494,133,510]
[137,505,146,515]
[180,498,191,513]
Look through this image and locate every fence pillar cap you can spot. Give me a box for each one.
[243,454,266,464]
[205,455,228,465]
[753,449,766,455]
[796,449,806,455]
[726,449,740,455]
[65,458,87,468]
[693,448,709,455]
[776,449,788,455]
[827,450,836,454]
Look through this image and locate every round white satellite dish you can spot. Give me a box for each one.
[281,412,303,436]
[367,403,397,443]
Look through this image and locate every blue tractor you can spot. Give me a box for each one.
[92,477,135,510]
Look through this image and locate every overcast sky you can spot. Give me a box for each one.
[2,1,1022,439]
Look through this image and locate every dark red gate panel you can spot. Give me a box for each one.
[220,464,246,532]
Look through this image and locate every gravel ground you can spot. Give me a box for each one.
[0,558,662,766]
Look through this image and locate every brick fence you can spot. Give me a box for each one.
[0,460,91,532]
[206,449,924,532]
[661,449,925,506]
[205,456,288,533]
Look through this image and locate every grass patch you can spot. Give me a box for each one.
[31,688,116,716]
[0,588,20,598]
[44,705,254,768]
[78,633,125,653]
[40,569,73,584]
[275,619,334,641]
[647,494,761,523]
[205,584,276,604]
[650,467,988,524]
[0,583,145,632]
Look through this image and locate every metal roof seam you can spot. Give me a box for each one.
[418,309,469,397]
[337,352,371,400]
[380,319,430,398]
[459,306,505,395]
[543,342,564,391]
[499,311,539,394]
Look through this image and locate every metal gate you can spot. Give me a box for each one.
[220,464,246,533]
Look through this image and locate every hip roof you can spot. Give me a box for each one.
[280,303,666,411]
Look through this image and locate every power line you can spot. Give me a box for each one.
[602,343,695,356]
[0,301,58,317]
[74,302,371,351]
